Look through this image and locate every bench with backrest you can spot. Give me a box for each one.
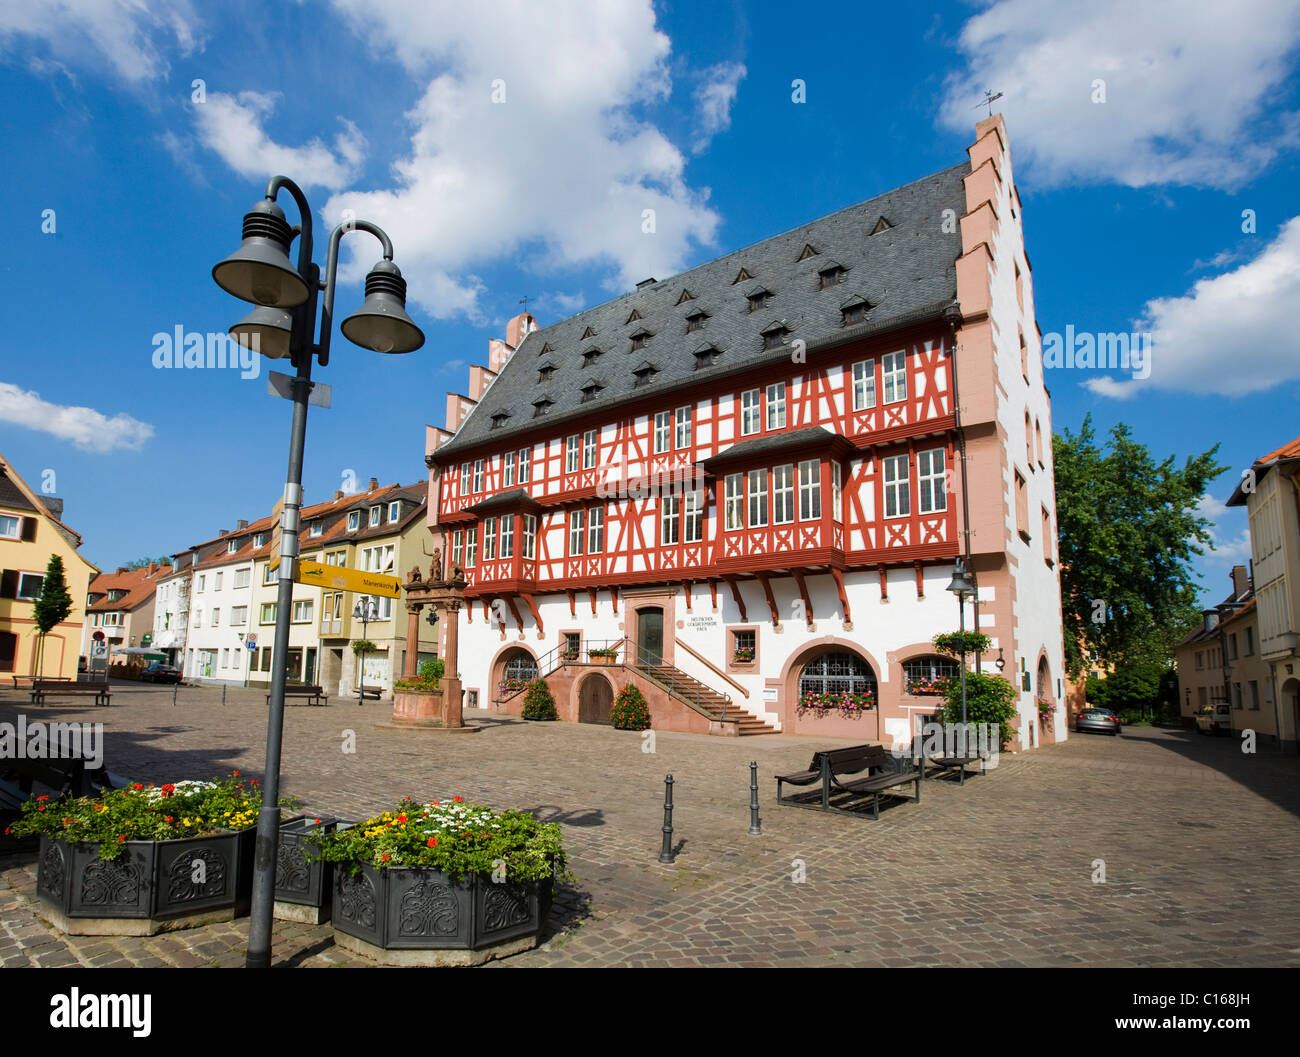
[918,722,988,784]
[357,684,382,701]
[269,684,328,707]
[30,680,110,707]
[777,744,921,818]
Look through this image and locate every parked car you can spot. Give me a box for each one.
[140,663,182,684]
[1087,706,1123,730]
[1195,703,1231,735]
[1074,708,1121,735]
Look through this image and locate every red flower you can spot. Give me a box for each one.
[131,783,144,791]
[233,770,240,776]
[426,837,438,848]
[397,814,407,823]
[35,795,49,802]
[161,784,175,796]
[2,826,9,836]
[117,835,126,843]
[314,818,321,825]
[453,795,464,803]
[250,779,259,787]
[380,853,390,862]
[63,818,72,826]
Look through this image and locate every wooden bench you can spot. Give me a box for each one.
[918,722,988,785]
[30,680,111,707]
[269,684,328,707]
[357,684,382,701]
[777,744,920,819]
[0,755,129,800]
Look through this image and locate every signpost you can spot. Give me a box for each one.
[267,497,287,573]
[293,560,401,599]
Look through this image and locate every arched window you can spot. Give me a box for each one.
[799,651,877,700]
[903,655,959,695]
[500,648,538,693]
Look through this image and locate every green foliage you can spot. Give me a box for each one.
[350,639,377,654]
[932,630,991,658]
[1087,659,1177,720]
[940,671,1018,746]
[419,657,445,682]
[610,685,651,730]
[521,678,557,721]
[5,774,273,860]
[1053,416,1226,676]
[395,657,445,691]
[33,554,72,636]
[307,797,568,890]
[122,557,172,570]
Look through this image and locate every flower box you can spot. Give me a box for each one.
[36,828,255,936]
[274,816,352,924]
[797,692,876,717]
[587,651,618,665]
[732,650,755,663]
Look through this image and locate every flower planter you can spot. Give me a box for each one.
[329,863,553,966]
[36,828,255,936]
[274,816,352,924]
[588,654,617,666]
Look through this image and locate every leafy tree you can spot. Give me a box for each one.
[33,554,73,678]
[1053,416,1226,676]
[610,685,651,730]
[939,671,1018,746]
[122,556,171,570]
[521,678,557,721]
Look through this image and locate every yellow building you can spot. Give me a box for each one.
[0,455,98,680]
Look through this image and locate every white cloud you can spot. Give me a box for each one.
[1087,216,1300,398]
[0,0,200,84]
[940,0,1300,189]
[1196,493,1252,566]
[192,91,366,192]
[0,382,154,453]
[546,291,587,314]
[691,62,746,153]
[319,0,722,319]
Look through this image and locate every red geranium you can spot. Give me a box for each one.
[426,837,438,848]
[380,853,390,862]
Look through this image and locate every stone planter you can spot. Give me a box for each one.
[330,863,553,966]
[35,828,255,936]
[274,816,352,924]
[589,654,617,666]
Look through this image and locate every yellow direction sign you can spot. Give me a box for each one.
[268,497,285,572]
[294,560,402,599]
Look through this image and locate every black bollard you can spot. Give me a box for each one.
[748,761,761,835]
[222,685,227,708]
[658,774,675,863]
[172,685,178,708]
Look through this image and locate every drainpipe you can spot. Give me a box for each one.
[943,305,979,664]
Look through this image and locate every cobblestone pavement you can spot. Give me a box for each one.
[2,683,1298,968]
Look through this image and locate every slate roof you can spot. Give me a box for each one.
[436,163,969,460]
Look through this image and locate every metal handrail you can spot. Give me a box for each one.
[627,641,731,721]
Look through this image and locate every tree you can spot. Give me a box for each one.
[1053,416,1226,676]
[122,556,171,570]
[33,554,73,678]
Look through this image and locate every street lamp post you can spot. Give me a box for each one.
[946,557,976,729]
[353,598,378,705]
[212,175,423,970]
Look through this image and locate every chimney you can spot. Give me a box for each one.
[147,562,157,575]
[1230,564,1249,599]
[236,519,248,530]
[368,477,378,492]
[40,496,64,520]
[116,567,128,575]
[219,528,229,536]
[335,490,344,500]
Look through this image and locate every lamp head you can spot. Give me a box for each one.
[341,260,425,354]
[212,199,310,308]
[946,558,975,597]
[229,305,294,359]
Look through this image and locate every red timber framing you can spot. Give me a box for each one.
[431,320,962,607]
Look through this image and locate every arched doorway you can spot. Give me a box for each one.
[577,673,614,724]
[492,646,539,699]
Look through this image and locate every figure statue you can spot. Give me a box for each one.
[431,547,443,582]
[408,565,422,583]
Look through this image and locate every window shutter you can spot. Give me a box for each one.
[21,517,36,542]
[0,570,17,599]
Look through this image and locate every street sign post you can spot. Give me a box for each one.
[294,560,401,599]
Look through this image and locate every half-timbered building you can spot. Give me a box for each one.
[425,115,1066,750]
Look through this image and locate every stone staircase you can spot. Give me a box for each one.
[635,662,777,736]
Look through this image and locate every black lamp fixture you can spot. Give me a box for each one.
[945,557,974,728]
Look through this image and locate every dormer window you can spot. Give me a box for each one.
[732,267,751,284]
[676,289,695,304]
[693,346,722,371]
[347,512,360,532]
[582,348,602,367]
[797,243,818,261]
[309,521,323,537]
[761,324,791,350]
[819,265,846,288]
[388,501,401,522]
[841,298,872,326]
[539,342,553,355]
[227,539,239,553]
[538,362,557,383]
[254,533,266,547]
[630,330,652,351]
[369,506,381,528]
[580,382,604,403]
[871,216,892,235]
[625,309,642,324]
[533,398,554,417]
[490,411,511,430]
[747,290,772,313]
[685,311,708,333]
[581,325,597,339]
[632,362,659,388]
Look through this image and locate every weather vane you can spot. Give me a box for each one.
[974,90,1004,118]
[519,295,532,315]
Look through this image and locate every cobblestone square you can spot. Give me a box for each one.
[2,683,1298,967]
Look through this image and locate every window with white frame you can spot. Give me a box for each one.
[852,359,876,410]
[518,448,531,483]
[291,600,313,623]
[832,462,843,522]
[566,434,581,473]
[799,460,821,520]
[654,411,671,453]
[583,429,598,469]
[369,506,381,527]
[214,572,223,591]
[522,515,536,559]
[684,490,703,543]
[309,520,323,537]
[452,529,464,567]
[882,350,907,403]
[725,474,743,530]
[748,469,768,527]
[17,573,44,600]
[347,511,360,531]
[234,568,250,589]
[483,516,497,560]
[766,383,786,430]
[588,506,604,553]
[0,515,20,538]
[917,448,946,514]
[503,451,515,487]
[389,501,401,522]
[772,464,794,524]
[254,532,266,546]
[465,528,477,568]
[884,454,910,517]
[361,544,395,577]
[674,406,691,449]
[263,564,275,585]
[211,608,220,627]
[741,389,761,435]
[500,515,514,558]
[661,495,680,544]
[260,603,276,624]
[460,463,471,493]
[231,606,247,626]
[197,575,205,593]
[473,459,484,492]
[569,509,585,555]
[227,539,238,553]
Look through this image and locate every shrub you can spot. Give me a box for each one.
[394,657,445,692]
[940,671,1018,746]
[932,630,992,658]
[610,685,651,730]
[521,678,557,721]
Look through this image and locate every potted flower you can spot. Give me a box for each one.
[587,647,618,666]
[610,685,651,731]
[797,691,875,716]
[906,676,949,696]
[733,647,755,663]
[307,796,568,965]
[6,773,272,935]
[275,815,353,924]
[392,658,452,727]
[1037,698,1056,718]
[497,676,529,694]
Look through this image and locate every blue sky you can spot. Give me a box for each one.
[1,0,1298,607]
